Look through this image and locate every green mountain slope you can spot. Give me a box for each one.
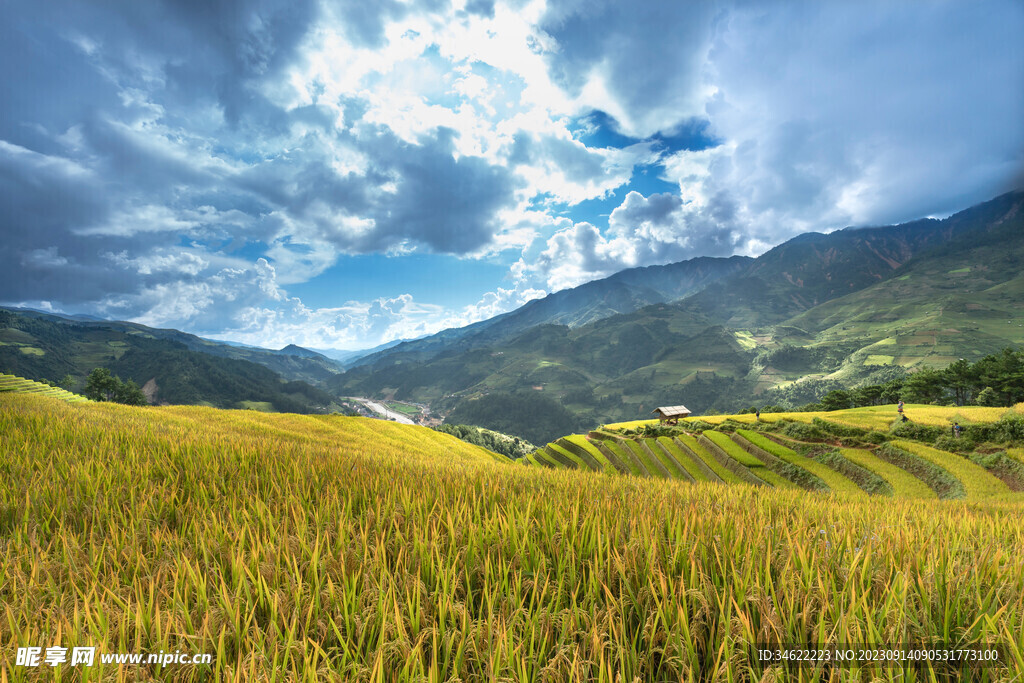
[337,191,1024,441]
[346,255,750,369]
[0,308,343,384]
[777,196,1024,383]
[0,309,338,413]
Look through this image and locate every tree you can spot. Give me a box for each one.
[84,368,120,402]
[975,386,1002,407]
[901,367,945,404]
[852,384,883,407]
[942,358,977,406]
[975,348,1024,406]
[820,389,853,411]
[84,368,148,405]
[116,378,147,406]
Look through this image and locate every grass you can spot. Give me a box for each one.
[890,440,1012,502]
[703,430,764,467]
[840,448,937,499]
[623,438,668,478]
[544,442,585,469]
[600,438,645,476]
[2,393,1024,680]
[735,429,864,496]
[385,401,422,417]
[645,438,688,480]
[237,400,275,411]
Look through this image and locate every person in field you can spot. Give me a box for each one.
[897,399,905,416]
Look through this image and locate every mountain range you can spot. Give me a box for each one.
[1,190,1021,441]
[0,309,342,412]
[333,190,1024,439]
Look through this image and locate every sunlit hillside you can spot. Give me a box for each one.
[2,394,1023,680]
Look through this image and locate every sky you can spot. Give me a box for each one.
[1,0,1022,350]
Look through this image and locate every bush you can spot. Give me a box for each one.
[685,419,717,433]
[968,413,1024,444]
[934,435,972,453]
[863,431,888,445]
[811,417,868,438]
[889,421,944,443]
[779,421,825,441]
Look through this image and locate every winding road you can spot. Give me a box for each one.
[355,398,416,425]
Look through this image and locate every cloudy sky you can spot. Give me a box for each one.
[2,0,1022,350]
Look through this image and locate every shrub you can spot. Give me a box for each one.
[811,417,869,438]
[933,435,971,454]
[685,419,717,433]
[779,420,824,441]
[889,421,944,443]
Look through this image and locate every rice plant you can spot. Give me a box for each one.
[3,393,1023,681]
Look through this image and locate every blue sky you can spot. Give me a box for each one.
[1,0,1022,349]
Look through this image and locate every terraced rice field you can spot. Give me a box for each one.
[735,429,864,496]
[0,373,89,403]
[605,402,1024,431]
[533,422,1024,504]
[841,448,938,499]
[4,393,1024,680]
[700,431,799,489]
[889,440,1012,502]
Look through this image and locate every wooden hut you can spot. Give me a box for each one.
[652,405,691,425]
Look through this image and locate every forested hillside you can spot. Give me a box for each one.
[337,191,1024,442]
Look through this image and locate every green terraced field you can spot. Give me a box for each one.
[675,435,738,483]
[0,373,90,404]
[890,440,1011,502]
[840,448,937,499]
[646,438,689,480]
[598,438,644,476]
[536,407,1024,503]
[657,437,711,481]
[560,435,618,474]
[629,439,670,478]
[735,429,865,496]
[701,431,797,488]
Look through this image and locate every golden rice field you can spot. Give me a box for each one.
[605,403,1024,432]
[3,393,1024,681]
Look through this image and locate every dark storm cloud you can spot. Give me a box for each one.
[0,0,521,315]
[537,0,719,136]
[358,126,517,253]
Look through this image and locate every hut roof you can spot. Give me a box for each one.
[652,405,691,417]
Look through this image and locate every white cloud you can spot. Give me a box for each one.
[663,0,1024,243]
[105,249,208,276]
